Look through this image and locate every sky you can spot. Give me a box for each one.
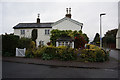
[0,0,119,42]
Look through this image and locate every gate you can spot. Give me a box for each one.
[16,48,26,57]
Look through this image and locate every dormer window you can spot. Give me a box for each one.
[20,30,25,35]
[45,29,50,35]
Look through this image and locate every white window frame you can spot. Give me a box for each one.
[39,40,44,46]
[45,29,50,35]
[20,30,25,35]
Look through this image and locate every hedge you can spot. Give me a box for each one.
[2,34,32,57]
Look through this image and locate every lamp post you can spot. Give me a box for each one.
[100,13,106,48]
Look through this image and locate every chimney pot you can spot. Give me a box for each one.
[37,13,40,23]
[65,8,72,18]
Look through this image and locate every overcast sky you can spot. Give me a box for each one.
[0,0,119,41]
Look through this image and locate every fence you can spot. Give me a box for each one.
[16,48,26,57]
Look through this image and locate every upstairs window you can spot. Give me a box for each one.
[45,29,50,35]
[20,30,25,35]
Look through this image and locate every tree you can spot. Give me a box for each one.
[93,33,100,43]
[31,29,38,45]
[102,29,118,48]
[74,33,87,48]
[82,33,89,43]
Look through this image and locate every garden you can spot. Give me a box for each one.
[25,29,109,62]
[25,44,109,62]
[2,30,110,62]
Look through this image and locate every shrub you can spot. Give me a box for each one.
[34,47,45,57]
[96,49,105,62]
[56,46,77,61]
[25,49,34,58]
[41,46,56,60]
[31,29,38,45]
[2,34,19,56]
[78,44,109,62]
[25,41,36,58]
[17,37,32,49]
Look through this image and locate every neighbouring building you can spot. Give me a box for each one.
[116,24,120,49]
[13,8,83,48]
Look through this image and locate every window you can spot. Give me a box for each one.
[58,42,61,46]
[65,42,68,46]
[45,29,50,35]
[70,42,72,47]
[39,41,44,46]
[20,30,25,35]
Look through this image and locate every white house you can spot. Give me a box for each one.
[116,24,120,49]
[13,8,83,48]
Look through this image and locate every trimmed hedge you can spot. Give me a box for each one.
[2,34,32,57]
[2,34,19,56]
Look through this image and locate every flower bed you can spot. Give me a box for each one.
[25,44,109,62]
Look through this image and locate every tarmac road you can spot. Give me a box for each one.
[2,61,118,78]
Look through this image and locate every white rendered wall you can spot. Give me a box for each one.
[116,29,120,49]
[36,28,52,46]
[14,29,32,38]
[14,28,52,47]
[52,20,82,31]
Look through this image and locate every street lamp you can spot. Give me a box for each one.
[100,13,106,48]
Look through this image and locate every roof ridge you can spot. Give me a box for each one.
[18,22,54,24]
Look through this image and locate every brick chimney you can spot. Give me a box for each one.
[65,8,72,18]
[37,13,40,23]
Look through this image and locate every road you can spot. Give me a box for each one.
[2,61,118,78]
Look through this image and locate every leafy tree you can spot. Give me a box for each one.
[93,33,100,43]
[31,29,38,45]
[74,33,86,48]
[82,33,89,43]
[102,29,118,48]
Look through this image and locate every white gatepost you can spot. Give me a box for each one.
[56,42,58,47]
[72,41,74,48]
[16,48,18,56]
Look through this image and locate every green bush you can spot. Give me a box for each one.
[40,46,56,60]
[2,34,19,56]
[56,46,77,61]
[96,49,105,62]
[25,46,77,61]
[17,37,32,49]
[25,49,34,58]
[2,34,33,57]
[78,48,109,62]
[25,44,109,62]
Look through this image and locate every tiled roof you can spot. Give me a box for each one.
[13,23,54,29]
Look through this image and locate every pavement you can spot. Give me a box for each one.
[109,49,119,61]
[2,55,118,69]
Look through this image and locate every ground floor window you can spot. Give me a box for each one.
[39,40,44,46]
[57,41,73,48]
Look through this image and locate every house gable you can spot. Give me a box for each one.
[52,17,83,31]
